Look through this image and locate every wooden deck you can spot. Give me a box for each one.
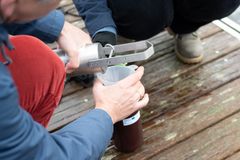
[47,1,240,160]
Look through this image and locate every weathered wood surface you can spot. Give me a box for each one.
[48,24,239,131]
[150,112,240,160]
[47,1,240,159]
[103,64,240,159]
[225,151,240,160]
[102,24,240,160]
[141,39,240,123]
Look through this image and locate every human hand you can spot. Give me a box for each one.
[93,66,149,124]
[93,31,117,46]
[57,21,92,73]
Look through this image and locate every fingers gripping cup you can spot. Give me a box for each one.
[96,65,144,153]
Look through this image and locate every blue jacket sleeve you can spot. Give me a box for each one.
[3,10,65,43]
[73,0,116,36]
[0,64,113,160]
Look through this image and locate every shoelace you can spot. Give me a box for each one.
[0,26,14,65]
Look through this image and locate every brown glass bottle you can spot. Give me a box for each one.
[113,111,143,153]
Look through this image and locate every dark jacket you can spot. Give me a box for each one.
[73,0,116,36]
[73,0,174,40]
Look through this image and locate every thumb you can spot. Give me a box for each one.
[65,62,77,73]
[65,54,79,73]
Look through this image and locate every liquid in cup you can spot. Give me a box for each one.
[96,65,143,152]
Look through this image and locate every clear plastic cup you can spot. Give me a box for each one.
[96,65,137,86]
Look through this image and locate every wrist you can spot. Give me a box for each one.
[58,21,68,40]
[95,105,117,124]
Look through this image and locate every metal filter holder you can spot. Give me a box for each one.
[55,40,154,75]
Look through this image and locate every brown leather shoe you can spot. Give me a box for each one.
[175,32,204,64]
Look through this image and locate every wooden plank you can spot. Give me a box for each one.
[142,30,240,89]
[59,24,221,97]
[52,47,238,136]
[48,26,239,131]
[58,0,72,8]
[67,7,79,16]
[61,24,221,97]
[48,88,94,131]
[65,14,82,23]
[49,1,240,158]
[61,24,222,98]
[62,81,84,97]
[103,74,240,159]
[59,4,75,13]
[50,28,173,115]
[225,151,240,160]
[47,33,173,130]
[52,88,93,119]
[103,31,240,157]
[60,84,91,104]
[58,32,174,101]
[140,30,240,121]
[142,47,240,123]
[150,113,240,160]
[197,23,222,38]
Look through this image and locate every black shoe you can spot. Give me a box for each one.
[70,74,95,87]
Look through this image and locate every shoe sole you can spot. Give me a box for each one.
[175,47,203,64]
